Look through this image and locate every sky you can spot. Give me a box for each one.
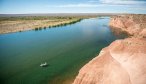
[0,0,146,14]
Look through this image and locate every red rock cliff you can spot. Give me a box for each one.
[73,38,146,84]
[109,14,146,38]
[73,14,146,84]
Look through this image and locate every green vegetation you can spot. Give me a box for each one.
[0,15,97,34]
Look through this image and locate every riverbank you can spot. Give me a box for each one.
[73,14,146,84]
[0,15,97,34]
[109,14,146,38]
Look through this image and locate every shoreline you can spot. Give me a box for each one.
[0,15,101,34]
[0,18,83,34]
[73,14,146,84]
[0,14,120,34]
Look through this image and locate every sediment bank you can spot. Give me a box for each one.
[0,15,98,34]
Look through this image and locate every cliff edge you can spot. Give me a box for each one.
[73,14,146,84]
[109,14,146,38]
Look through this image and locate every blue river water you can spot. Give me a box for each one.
[0,17,119,84]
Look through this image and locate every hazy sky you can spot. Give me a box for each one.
[0,0,146,14]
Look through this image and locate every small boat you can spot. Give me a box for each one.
[40,62,48,67]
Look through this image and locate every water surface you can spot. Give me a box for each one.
[0,17,118,84]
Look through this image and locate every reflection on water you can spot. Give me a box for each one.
[110,26,129,39]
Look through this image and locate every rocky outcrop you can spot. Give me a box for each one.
[73,38,146,84]
[73,14,146,84]
[109,14,146,38]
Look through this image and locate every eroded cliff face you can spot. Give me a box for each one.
[109,14,146,38]
[73,14,146,84]
[73,38,146,84]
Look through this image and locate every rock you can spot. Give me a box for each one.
[109,14,146,38]
[73,38,146,84]
[73,14,146,84]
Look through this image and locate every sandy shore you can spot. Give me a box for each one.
[0,17,84,34]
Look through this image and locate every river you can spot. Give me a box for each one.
[0,17,119,84]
